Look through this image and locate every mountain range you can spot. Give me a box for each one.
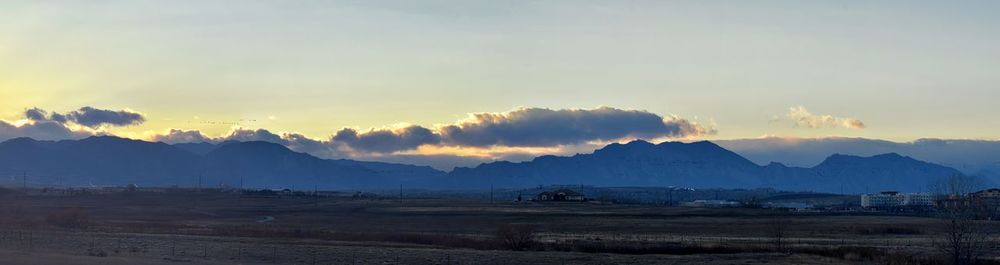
[714,137,1000,181]
[448,140,964,193]
[0,136,443,190]
[0,136,967,193]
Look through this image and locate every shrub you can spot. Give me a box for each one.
[851,225,922,235]
[45,207,91,229]
[496,224,537,250]
[88,248,108,257]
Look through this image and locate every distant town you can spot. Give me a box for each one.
[11,183,1000,218]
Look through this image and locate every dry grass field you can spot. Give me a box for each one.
[0,190,992,264]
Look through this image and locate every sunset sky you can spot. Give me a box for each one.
[2,1,999,168]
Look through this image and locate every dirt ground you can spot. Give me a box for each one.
[0,247,852,265]
[0,191,969,264]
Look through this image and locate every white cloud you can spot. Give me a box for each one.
[784,106,865,129]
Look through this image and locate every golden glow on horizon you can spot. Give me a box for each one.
[402,145,566,159]
[11,119,29,127]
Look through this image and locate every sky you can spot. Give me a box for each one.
[2,1,999,169]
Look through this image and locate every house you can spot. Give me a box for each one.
[536,189,585,202]
[973,188,1000,198]
[938,188,1000,219]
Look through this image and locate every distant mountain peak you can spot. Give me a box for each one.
[77,135,156,145]
[81,135,128,141]
[626,139,654,145]
[608,139,731,151]
[685,140,720,146]
[820,152,913,165]
[0,137,46,150]
[4,137,37,143]
[596,140,653,151]
[1,137,39,145]
[873,152,905,159]
[654,140,724,150]
[765,162,788,168]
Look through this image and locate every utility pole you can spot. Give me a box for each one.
[490,184,494,205]
[668,188,674,206]
[198,174,203,192]
[22,171,27,190]
[399,184,403,204]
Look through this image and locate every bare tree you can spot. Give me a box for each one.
[496,224,537,250]
[930,174,986,197]
[932,174,994,265]
[767,216,793,252]
[936,207,993,265]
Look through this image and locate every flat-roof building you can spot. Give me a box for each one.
[862,191,934,209]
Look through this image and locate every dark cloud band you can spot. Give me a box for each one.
[24,106,145,128]
[333,126,440,153]
[439,107,712,147]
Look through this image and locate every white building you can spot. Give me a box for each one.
[901,193,935,207]
[765,202,814,210]
[861,191,934,208]
[681,200,741,208]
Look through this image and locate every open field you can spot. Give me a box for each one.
[0,189,994,264]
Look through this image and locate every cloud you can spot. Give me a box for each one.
[332,126,441,153]
[24,106,146,128]
[144,106,712,156]
[67,107,145,127]
[148,127,351,158]
[280,132,343,158]
[150,129,215,144]
[0,120,91,141]
[327,107,711,152]
[139,107,714,168]
[0,106,143,141]
[24,108,49,121]
[222,128,349,158]
[224,128,284,143]
[439,107,713,147]
[784,106,865,129]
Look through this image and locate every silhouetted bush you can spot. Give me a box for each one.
[851,225,922,235]
[45,207,91,229]
[496,224,537,250]
[87,248,108,257]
